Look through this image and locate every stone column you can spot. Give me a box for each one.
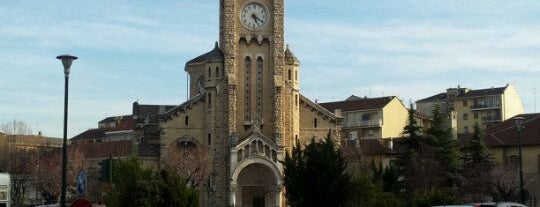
[275,185,282,207]
[229,184,237,207]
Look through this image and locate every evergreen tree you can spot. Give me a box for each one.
[460,123,495,202]
[282,136,350,207]
[424,105,462,189]
[104,156,198,207]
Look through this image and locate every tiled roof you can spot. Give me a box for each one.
[319,96,395,112]
[71,120,135,141]
[456,86,506,99]
[485,113,540,147]
[416,85,508,103]
[185,42,223,66]
[134,103,177,119]
[98,115,133,124]
[71,128,107,141]
[72,140,133,159]
[416,93,447,103]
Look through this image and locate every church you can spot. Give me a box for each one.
[135,0,341,206]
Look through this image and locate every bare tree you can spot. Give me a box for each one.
[34,145,86,204]
[1,120,33,135]
[491,165,522,202]
[9,149,35,206]
[163,140,208,188]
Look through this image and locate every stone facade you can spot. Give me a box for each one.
[136,1,341,206]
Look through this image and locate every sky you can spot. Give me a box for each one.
[1,0,539,138]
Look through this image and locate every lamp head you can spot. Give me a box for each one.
[513,116,525,129]
[56,54,78,76]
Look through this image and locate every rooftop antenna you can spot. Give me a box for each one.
[186,72,189,101]
[535,87,537,113]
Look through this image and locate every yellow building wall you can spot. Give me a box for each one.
[488,145,540,203]
[502,84,524,120]
[381,98,409,139]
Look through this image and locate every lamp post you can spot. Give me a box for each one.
[57,54,78,207]
[513,116,526,205]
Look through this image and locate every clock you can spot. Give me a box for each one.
[240,2,268,30]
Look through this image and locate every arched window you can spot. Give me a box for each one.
[208,67,211,78]
[288,69,291,80]
[244,57,252,121]
[314,118,318,128]
[256,57,263,122]
[215,67,219,78]
[208,92,212,108]
[185,116,189,126]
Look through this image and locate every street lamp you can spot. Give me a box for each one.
[513,116,526,205]
[56,54,78,207]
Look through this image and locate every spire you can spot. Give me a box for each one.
[285,45,300,65]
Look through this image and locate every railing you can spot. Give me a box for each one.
[470,104,500,110]
[482,116,501,123]
[344,119,382,128]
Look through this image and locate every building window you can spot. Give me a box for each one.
[463,113,468,120]
[314,118,318,128]
[349,131,358,140]
[185,116,189,126]
[462,100,468,107]
[244,57,252,121]
[474,113,478,119]
[505,155,519,168]
[215,67,219,78]
[295,70,298,81]
[295,94,298,106]
[208,67,212,78]
[464,126,469,133]
[208,134,212,146]
[288,69,291,80]
[208,93,212,108]
[368,130,375,138]
[256,57,263,122]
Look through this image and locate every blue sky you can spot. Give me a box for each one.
[1,0,539,138]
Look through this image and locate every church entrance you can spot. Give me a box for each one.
[236,163,278,207]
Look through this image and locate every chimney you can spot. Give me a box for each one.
[387,138,394,150]
[38,131,42,136]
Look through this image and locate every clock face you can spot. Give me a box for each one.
[240,2,268,30]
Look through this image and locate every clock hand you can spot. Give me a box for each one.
[251,14,262,24]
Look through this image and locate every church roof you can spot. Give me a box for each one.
[299,94,342,120]
[285,45,300,64]
[185,42,223,67]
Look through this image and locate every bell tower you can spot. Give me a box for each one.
[216,0,289,206]
[220,0,286,144]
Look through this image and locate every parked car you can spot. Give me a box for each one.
[433,205,474,207]
[470,202,526,207]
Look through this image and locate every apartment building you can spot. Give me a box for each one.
[416,84,524,134]
[320,95,429,140]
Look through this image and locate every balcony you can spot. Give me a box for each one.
[344,119,382,129]
[482,116,501,123]
[470,104,501,111]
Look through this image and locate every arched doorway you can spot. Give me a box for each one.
[235,162,279,207]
